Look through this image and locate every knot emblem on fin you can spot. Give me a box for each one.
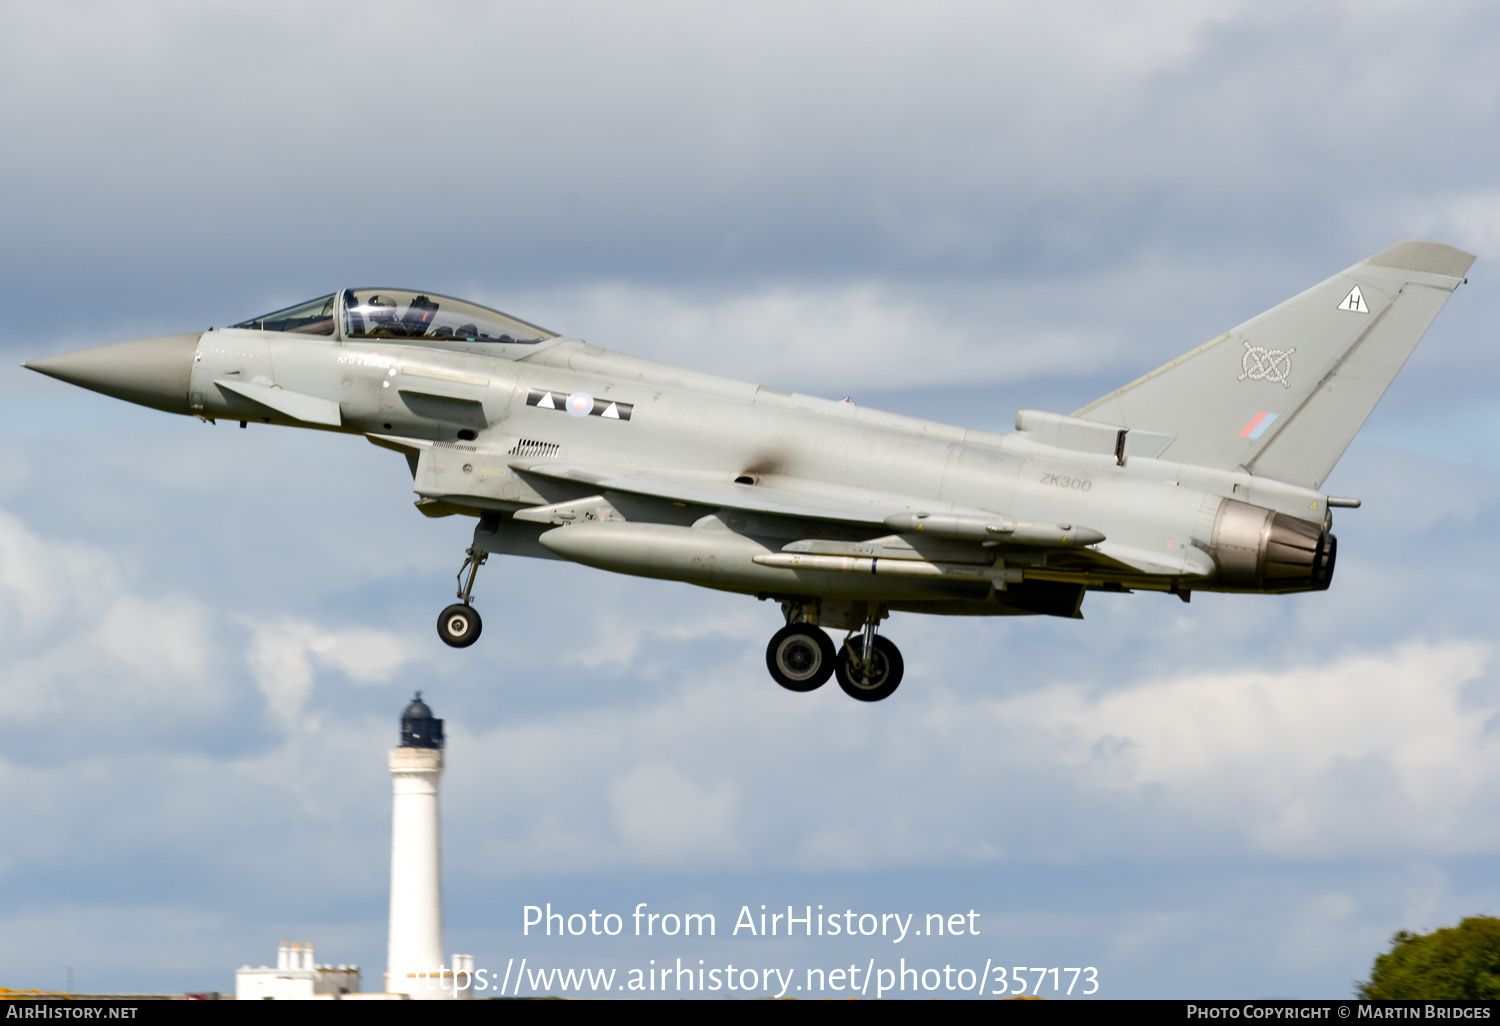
[1238,340,1295,388]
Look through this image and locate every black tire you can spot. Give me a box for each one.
[437,603,482,648]
[834,635,904,702]
[766,624,836,692]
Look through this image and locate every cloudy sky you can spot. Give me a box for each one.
[2,0,1499,999]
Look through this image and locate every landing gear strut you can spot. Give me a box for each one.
[834,610,903,702]
[834,633,903,702]
[437,546,486,648]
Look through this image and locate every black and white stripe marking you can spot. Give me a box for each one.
[526,389,633,421]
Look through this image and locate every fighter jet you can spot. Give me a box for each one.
[23,241,1473,701]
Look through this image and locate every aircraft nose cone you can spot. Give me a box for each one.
[24,333,202,415]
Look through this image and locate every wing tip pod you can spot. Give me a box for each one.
[1364,239,1476,280]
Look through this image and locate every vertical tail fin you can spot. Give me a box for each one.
[1075,241,1474,489]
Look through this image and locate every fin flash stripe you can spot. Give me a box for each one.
[1237,411,1278,440]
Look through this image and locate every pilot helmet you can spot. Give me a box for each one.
[366,294,398,323]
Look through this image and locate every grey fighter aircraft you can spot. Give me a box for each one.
[24,241,1473,701]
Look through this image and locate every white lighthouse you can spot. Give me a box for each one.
[385,693,470,999]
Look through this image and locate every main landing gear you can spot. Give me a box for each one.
[765,602,904,701]
[834,628,904,703]
[437,546,486,648]
[766,623,837,691]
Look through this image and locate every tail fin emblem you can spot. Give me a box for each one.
[1338,284,1369,313]
[1237,340,1295,387]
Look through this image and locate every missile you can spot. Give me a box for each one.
[751,552,1022,584]
[883,512,1104,547]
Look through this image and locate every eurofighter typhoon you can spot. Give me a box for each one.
[24,242,1473,701]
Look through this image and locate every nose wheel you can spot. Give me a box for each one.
[437,547,486,649]
[437,603,482,647]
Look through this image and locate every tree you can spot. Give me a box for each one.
[1358,916,1500,999]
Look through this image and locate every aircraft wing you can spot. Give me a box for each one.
[509,461,985,525]
[509,461,1124,558]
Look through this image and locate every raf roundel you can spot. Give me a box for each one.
[566,392,595,417]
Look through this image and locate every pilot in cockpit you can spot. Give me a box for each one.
[365,294,401,336]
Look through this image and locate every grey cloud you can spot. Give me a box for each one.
[3,1,1499,334]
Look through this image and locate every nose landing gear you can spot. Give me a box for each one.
[437,546,486,648]
[437,603,481,647]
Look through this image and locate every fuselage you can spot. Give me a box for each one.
[108,318,1333,609]
[28,245,1474,692]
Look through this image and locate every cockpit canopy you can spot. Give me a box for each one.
[230,289,557,346]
